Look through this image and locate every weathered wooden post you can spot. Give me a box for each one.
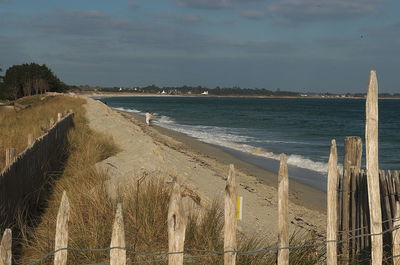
[27,133,34,146]
[342,136,362,263]
[365,70,383,265]
[0,229,12,265]
[54,191,70,265]
[5,148,16,167]
[278,154,289,265]
[168,182,186,265]
[224,164,237,265]
[392,201,400,264]
[350,168,358,256]
[110,203,126,265]
[327,140,338,265]
[57,113,62,122]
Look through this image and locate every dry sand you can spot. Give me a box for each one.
[84,97,327,240]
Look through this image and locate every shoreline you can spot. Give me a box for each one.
[84,96,327,239]
[81,91,400,100]
[121,110,327,213]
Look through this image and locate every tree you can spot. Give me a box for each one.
[0,68,5,99]
[1,63,65,99]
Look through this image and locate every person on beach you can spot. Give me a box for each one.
[145,112,153,125]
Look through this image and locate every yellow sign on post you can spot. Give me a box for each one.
[236,196,243,220]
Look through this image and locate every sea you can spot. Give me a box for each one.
[96,96,400,191]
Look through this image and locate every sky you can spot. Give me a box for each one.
[0,0,399,93]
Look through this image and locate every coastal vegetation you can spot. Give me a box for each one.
[0,94,120,262]
[78,84,302,97]
[75,84,400,98]
[0,95,324,264]
[0,95,84,170]
[0,63,66,100]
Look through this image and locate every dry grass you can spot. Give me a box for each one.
[14,94,323,265]
[0,95,86,171]
[20,174,323,265]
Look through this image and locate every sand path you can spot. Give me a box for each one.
[84,97,326,240]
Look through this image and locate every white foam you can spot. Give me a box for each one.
[113,107,142,114]
[154,115,175,124]
[118,110,337,174]
[287,154,328,173]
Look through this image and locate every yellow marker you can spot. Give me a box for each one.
[236,196,243,220]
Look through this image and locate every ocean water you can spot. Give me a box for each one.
[97,97,400,190]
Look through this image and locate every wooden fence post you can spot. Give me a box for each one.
[393,201,400,264]
[5,148,16,167]
[278,154,289,265]
[110,203,126,265]
[342,136,362,263]
[54,191,70,265]
[327,140,338,265]
[365,70,383,265]
[0,229,12,265]
[168,182,186,265]
[57,113,62,122]
[27,134,34,146]
[224,164,237,265]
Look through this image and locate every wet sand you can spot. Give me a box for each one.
[148,118,327,212]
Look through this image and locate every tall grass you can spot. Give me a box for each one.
[20,173,324,264]
[0,95,86,171]
[15,95,323,265]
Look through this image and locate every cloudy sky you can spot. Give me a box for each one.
[1,0,399,92]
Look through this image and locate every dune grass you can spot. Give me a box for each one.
[0,95,87,171]
[9,94,323,265]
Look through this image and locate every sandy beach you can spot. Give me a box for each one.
[84,97,327,240]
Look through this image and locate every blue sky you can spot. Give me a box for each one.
[1,0,399,92]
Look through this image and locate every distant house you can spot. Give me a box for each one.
[161,90,167,94]
[201,91,209,95]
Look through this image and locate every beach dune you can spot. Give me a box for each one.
[84,97,327,240]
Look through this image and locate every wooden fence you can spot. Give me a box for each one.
[0,163,293,265]
[1,162,397,265]
[1,70,399,265]
[0,111,74,230]
[338,167,400,263]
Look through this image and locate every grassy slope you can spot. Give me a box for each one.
[0,95,86,170]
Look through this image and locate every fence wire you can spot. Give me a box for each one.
[27,222,400,265]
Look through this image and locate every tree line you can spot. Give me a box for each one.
[90,85,301,97]
[0,63,66,100]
